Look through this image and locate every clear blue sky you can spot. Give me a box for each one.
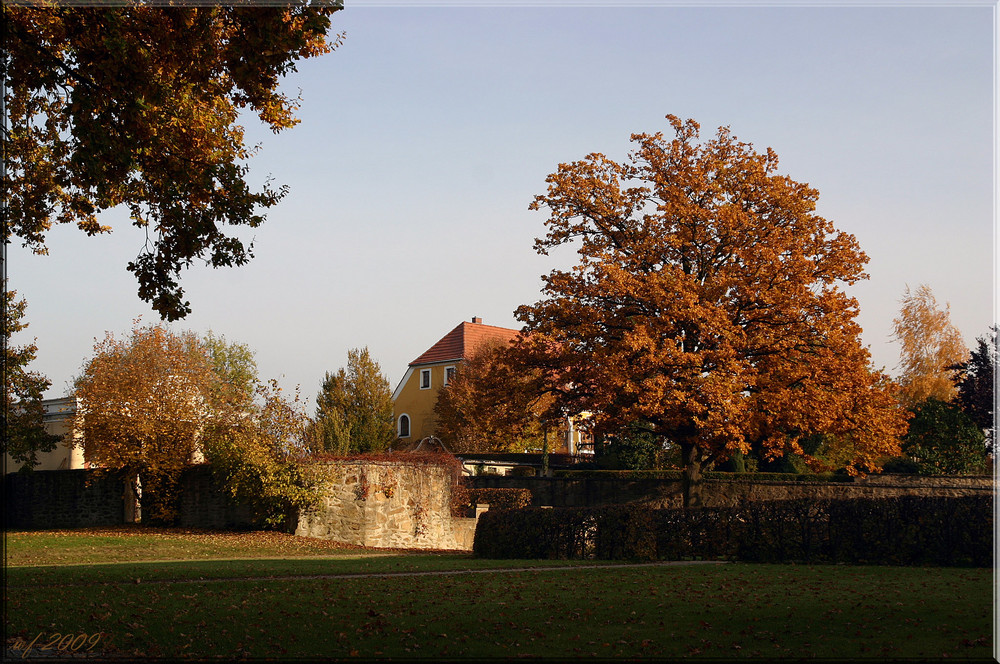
[7,3,995,408]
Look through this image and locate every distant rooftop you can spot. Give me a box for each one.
[409,317,520,366]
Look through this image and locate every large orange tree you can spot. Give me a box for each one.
[515,116,907,506]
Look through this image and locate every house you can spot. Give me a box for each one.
[390,316,594,460]
[3,396,85,472]
[4,388,207,474]
[391,317,520,445]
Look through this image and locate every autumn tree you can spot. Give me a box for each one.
[3,286,61,469]
[74,322,215,523]
[4,5,342,320]
[201,380,321,528]
[311,347,394,454]
[950,328,996,452]
[891,284,969,407]
[433,338,552,454]
[514,115,908,506]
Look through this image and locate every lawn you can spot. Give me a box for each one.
[5,527,995,661]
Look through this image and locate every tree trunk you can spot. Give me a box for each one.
[542,426,550,477]
[680,442,706,508]
[124,470,141,523]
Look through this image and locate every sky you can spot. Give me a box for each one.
[6,3,996,409]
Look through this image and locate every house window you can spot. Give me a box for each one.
[398,414,411,438]
[444,366,456,386]
[420,369,431,390]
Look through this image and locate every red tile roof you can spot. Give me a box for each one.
[410,319,520,366]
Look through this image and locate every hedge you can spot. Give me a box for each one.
[467,487,533,510]
[551,469,852,482]
[473,495,992,567]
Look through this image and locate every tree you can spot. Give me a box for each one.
[73,322,215,523]
[433,339,552,454]
[950,328,996,452]
[3,286,61,469]
[901,398,989,475]
[593,421,664,471]
[514,115,908,506]
[891,284,969,407]
[311,347,394,454]
[201,330,259,412]
[4,6,343,320]
[201,380,321,528]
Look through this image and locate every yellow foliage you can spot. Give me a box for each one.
[891,284,969,407]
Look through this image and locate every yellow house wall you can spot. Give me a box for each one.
[392,361,459,443]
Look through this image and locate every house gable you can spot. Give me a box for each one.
[391,317,520,444]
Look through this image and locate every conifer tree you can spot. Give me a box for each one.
[312,347,394,454]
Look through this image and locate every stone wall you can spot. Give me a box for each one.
[9,465,990,543]
[469,474,994,508]
[295,460,471,550]
[4,469,125,529]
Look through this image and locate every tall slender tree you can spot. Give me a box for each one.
[891,284,969,407]
[950,328,996,452]
[515,115,908,506]
[312,347,394,454]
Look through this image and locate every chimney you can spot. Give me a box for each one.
[471,317,482,324]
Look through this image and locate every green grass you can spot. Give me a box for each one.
[5,526,389,566]
[5,528,995,660]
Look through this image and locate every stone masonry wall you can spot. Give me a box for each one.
[295,460,470,550]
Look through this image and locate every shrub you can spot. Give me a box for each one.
[468,487,532,510]
[474,507,592,559]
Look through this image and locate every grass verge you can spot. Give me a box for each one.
[5,528,994,660]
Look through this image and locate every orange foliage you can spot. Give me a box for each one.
[432,339,553,454]
[74,321,215,522]
[515,116,908,503]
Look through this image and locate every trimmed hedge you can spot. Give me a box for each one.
[468,487,533,510]
[473,496,992,567]
[551,469,853,482]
